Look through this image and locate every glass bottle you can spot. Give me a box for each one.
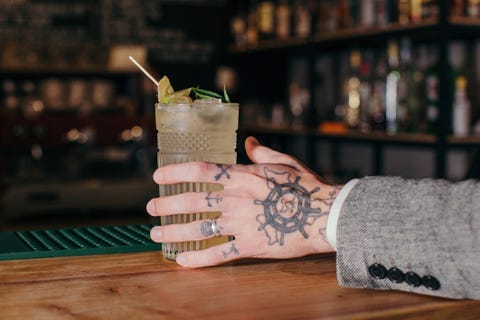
[344,50,362,129]
[246,0,259,45]
[275,0,291,39]
[424,45,439,134]
[370,48,387,132]
[258,0,275,40]
[468,0,480,17]
[399,38,421,132]
[385,40,401,134]
[452,76,471,137]
[293,0,311,38]
[230,2,247,46]
[398,0,410,24]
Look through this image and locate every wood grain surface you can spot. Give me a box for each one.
[1,252,479,319]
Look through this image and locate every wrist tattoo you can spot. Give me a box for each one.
[254,168,339,246]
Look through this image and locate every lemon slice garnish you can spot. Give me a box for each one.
[160,88,193,103]
[157,76,175,101]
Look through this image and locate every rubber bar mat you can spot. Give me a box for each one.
[0,224,161,261]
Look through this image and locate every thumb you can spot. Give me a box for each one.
[245,136,300,168]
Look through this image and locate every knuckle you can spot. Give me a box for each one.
[193,162,210,179]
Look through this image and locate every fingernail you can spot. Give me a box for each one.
[151,228,162,240]
[249,136,259,145]
[176,255,186,266]
[146,200,155,214]
[154,169,163,182]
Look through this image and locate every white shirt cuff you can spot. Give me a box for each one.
[326,179,360,251]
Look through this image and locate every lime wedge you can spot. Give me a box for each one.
[157,76,175,101]
[160,88,193,103]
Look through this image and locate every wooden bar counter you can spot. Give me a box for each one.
[1,252,480,319]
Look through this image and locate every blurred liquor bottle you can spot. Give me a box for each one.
[410,0,422,23]
[385,40,401,134]
[451,0,465,16]
[246,0,259,45]
[453,76,471,136]
[293,0,312,38]
[344,50,362,129]
[315,0,338,33]
[360,0,376,27]
[230,1,247,46]
[450,42,471,136]
[338,0,352,28]
[275,0,291,39]
[257,0,275,40]
[421,0,439,20]
[358,49,374,132]
[370,49,387,132]
[424,45,440,134]
[398,0,411,24]
[398,38,422,132]
[468,0,480,17]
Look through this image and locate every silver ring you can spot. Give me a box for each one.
[211,218,222,236]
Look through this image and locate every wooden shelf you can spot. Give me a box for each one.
[312,20,437,43]
[447,135,480,146]
[239,125,309,136]
[450,16,480,27]
[229,20,438,54]
[1,66,140,76]
[240,125,438,145]
[316,131,437,145]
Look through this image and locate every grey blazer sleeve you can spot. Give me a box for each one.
[336,176,480,300]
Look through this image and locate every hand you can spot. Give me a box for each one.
[146,136,341,268]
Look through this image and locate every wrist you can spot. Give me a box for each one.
[309,183,343,254]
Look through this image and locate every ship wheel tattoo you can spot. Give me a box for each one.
[254,168,328,246]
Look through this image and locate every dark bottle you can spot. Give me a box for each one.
[293,0,311,38]
[275,0,291,39]
[370,49,387,132]
[257,0,275,40]
[385,40,401,134]
[246,0,259,45]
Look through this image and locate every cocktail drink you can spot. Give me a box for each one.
[126,57,238,260]
[156,100,239,260]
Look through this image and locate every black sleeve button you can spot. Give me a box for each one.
[387,267,405,283]
[405,272,422,287]
[422,275,441,291]
[369,263,387,279]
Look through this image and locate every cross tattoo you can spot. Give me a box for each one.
[214,164,232,181]
[205,192,223,207]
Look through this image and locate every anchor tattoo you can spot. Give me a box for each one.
[214,164,232,181]
[222,243,239,258]
[205,192,223,207]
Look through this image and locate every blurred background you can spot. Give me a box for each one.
[1,0,479,230]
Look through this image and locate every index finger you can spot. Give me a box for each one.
[153,162,236,185]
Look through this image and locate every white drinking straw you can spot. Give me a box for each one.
[128,56,158,85]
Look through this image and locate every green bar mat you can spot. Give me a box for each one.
[0,224,161,261]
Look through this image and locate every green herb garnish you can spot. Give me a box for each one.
[191,87,231,103]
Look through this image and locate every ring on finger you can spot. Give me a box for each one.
[200,218,222,237]
[211,218,222,236]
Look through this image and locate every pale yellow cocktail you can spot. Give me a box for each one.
[156,100,238,260]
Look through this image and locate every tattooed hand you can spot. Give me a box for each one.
[146,136,342,268]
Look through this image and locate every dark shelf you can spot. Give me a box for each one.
[228,20,439,54]
[0,66,140,76]
[315,131,437,146]
[447,135,480,147]
[239,125,309,136]
[240,125,480,149]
